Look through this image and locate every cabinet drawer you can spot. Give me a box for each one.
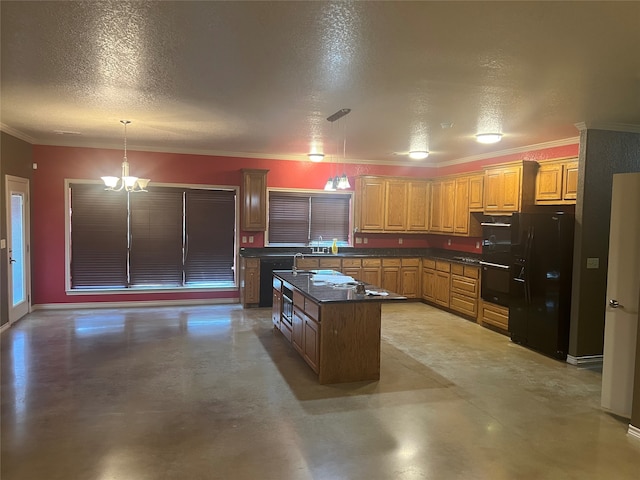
[450,292,478,317]
[481,302,509,330]
[293,290,305,308]
[436,260,450,272]
[305,298,320,321]
[464,265,480,279]
[342,258,362,267]
[423,258,436,269]
[362,258,381,267]
[451,263,464,275]
[245,258,260,269]
[402,258,420,267]
[319,257,341,269]
[383,258,401,267]
[451,274,478,297]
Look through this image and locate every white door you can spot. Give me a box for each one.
[601,172,640,418]
[6,176,31,324]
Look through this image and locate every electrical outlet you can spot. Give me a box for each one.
[447,238,451,246]
[476,241,480,249]
[242,236,247,243]
[355,237,362,244]
[0,239,5,249]
[249,236,254,244]
[398,238,403,245]
[363,237,368,244]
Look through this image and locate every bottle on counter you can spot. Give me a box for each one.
[331,238,338,254]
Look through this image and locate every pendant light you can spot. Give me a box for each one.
[101,120,150,192]
[324,108,351,190]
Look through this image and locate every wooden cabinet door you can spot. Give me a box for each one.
[342,267,361,280]
[422,268,436,302]
[453,176,470,235]
[429,181,443,232]
[382,266,401,293]
[358,177,385,231]
[407,180,429,231]
[441,179,456,233]
[501,166,522,211]
[272,288,282,329]
[563,161,579,200]
[535,163,563,202]
[483,169,502,212]
[361,266,382,286]
[303,316,320,374]
[400,267,419,298]
[292,308,304,354]
[241,169,268,231]
[384,179,408,231]
[435,271,450,307]
[469,175,484,211]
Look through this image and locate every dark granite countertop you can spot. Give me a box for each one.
[241,247,481,265]
[273,270,407,304]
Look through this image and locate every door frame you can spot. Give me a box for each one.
[5,175,31,324]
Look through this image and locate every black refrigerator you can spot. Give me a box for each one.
[509,212,575,360]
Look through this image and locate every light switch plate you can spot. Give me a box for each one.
[242,236,247,243]
[363,237,368,244]
[0,239,5,249]
[249,236,254,243]
[398,238,403,245]
[355,237,362,244]
[586,257,599,269]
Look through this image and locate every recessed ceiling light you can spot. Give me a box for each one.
[408,151,429,160]
[440,122,454,129]
[475,133,503,144]
[308,153,324,162]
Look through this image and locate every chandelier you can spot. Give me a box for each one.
[101,120,150,192]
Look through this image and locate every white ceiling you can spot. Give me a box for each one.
[1,1,639,166]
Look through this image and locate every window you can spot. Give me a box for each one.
[69,183,236,290]
[267,191,351,246]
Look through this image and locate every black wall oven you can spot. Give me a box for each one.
[480,218,512,307]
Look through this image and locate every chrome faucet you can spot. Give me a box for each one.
[293,252,304,274]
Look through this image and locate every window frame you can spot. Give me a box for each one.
[64,179,239,295]
[265,187,353,247]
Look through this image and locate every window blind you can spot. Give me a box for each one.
[184,189,236,285]
[310,195,350,242]
[70,183,128,288]
[268,194,310,244]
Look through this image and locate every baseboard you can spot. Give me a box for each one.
[628,424,640,441]
[566,354,603,367]
[32,297,239,310]
[0,322,11,333]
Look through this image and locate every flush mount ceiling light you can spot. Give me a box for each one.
[475,133,503,144]
[308,153,325,162]
[101,120,150,192]
[408,150,429,160]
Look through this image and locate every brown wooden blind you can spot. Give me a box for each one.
[268,192,351,245]
[129,187,184,287]
[70,183,128,288]
[184,189,235,285]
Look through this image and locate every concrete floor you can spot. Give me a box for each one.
[1,302,639,479]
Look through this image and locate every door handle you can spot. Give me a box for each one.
[9,257,16,264]
[609,299,622,309]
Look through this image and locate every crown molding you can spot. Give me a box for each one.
[0,123,37,144]
[575,122,640,134]
[436,137,580,168]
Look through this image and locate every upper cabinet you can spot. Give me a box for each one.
[535,158,578,205]
[430,175,481,237]
[355,176,430,233]
[241,169,269,231]
[483,161,538,214]
[355,176,386,231]
[468,174,484,211]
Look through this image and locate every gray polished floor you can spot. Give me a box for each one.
[2,302,639,479]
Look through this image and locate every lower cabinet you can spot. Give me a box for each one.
[449,263,480,318]
[303,313,320,373]
[272,278,282,329]
[240,257,260,306]
[434,261,451,307]
[400,258,420,298]
[480,300,509,331]
[361,258,382,285]
[382,258,401,293]
[342,258,362,280]
[291,290,321,373]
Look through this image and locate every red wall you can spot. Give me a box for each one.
[31,142,578,305]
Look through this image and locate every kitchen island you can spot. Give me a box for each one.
[272,270,406,384]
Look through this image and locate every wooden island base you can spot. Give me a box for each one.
[272,271,405,384]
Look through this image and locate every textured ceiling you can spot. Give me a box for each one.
[1,1,639,166]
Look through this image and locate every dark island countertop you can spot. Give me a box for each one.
[273,270,407,304]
